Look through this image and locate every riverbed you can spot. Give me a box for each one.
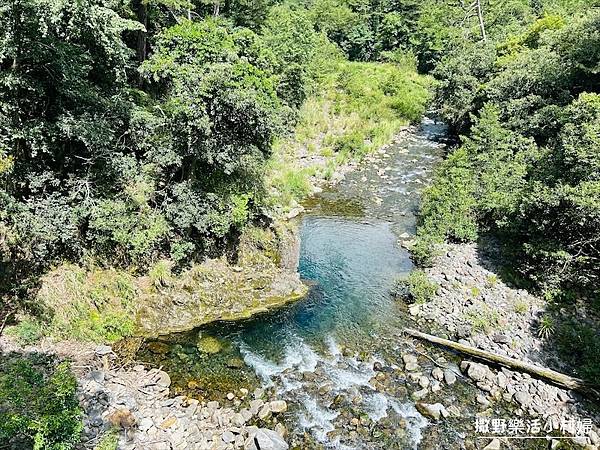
[136,118,465,449]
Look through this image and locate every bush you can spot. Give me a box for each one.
[395,270,438,304]
[554,319,600,383]
[7,319,44,345]
[94,429,119,450]
[416,147,478,249]
[0,355,82,450]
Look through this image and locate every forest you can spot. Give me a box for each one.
[1,0,599,449]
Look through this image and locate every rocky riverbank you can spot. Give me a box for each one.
[405,241,600,448]
[0,337,291,450]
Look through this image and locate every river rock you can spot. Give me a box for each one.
[139,417,154,432]
[443,369,457,385]
[95,345,112,356]
[245,429,289,450]
[483,438,501,450]
[476,394,490,406]
[156,371,171,388]
[253,388,265,399]
[270,400,288,413]
[403,354,419,371]
[226,357,245,369]
[250,399,264,415]
[514,391,531,407]
[496,372,508,389]
[431,367,444,381]
[89,370,105,383]
[258,404,272,420]
[467,362,488,382]
[197,336,223,354]
[222,431,235,443]
[492,333,511,345]
[415,402,448,420]
[275,423,287,438]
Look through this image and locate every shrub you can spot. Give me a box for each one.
[554,319,600,383]
[94,429,119,450]
[416,147,478,248]
[7,319,44,345]
[395,270,438,304]
[464,304,500,333]
[0,355,82,450]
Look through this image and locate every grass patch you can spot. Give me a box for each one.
[7,318,44,345]
[485,274,498,287]
[268,60,431,210]
[412,147,478,266]
[464,303,500,332]
[94,429,119,450]
[29,264,137,343]
[513,299,529,315]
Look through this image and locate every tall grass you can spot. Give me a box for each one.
[268,60,432,210]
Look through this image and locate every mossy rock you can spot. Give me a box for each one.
[197,335,223,354]
[147,341,170,355]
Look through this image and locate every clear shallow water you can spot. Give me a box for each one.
[137,118,448,449]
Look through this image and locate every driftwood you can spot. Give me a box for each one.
[403,328,599,397]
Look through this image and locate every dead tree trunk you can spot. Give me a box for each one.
[404,328,598,397]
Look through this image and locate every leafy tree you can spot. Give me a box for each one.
[135,19,283,259]
[418,8,600,298]
[262,4,337,106]
[0,355,82,450]
[0,0,140,292]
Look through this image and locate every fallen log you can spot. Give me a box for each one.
[403,327,599,398]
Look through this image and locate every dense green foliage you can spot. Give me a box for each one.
[0,355,82,449]
[414,3,600,301]
[0,0,429,332]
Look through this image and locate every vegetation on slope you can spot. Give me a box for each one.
[1,0,430,347]
[414,6,600,302]
[268,59,431,210]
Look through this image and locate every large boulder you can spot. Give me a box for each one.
[466,362,489,382]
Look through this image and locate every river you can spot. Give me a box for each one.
[136,117,453,449]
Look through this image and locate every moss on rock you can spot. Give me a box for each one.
[135,224,308,336]
[196,336,223,354]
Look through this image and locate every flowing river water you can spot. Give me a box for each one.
[136,118,468,449]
